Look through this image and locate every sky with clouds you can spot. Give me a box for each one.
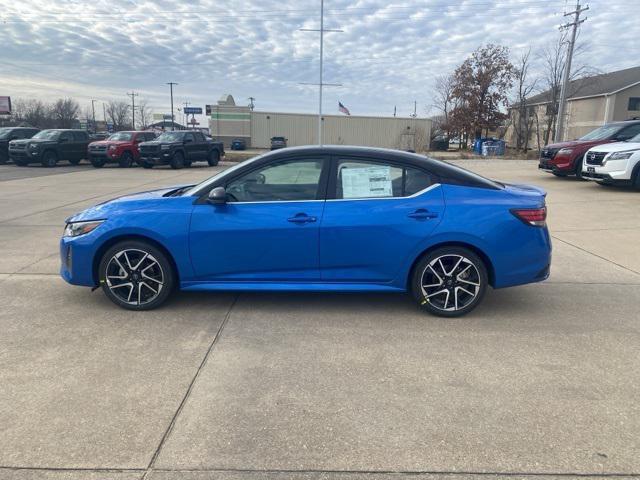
[1,0,638,125]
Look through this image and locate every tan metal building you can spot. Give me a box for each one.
[208,95,431,150]
[507,66,640,147]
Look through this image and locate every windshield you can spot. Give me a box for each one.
[108,132,133,141]
[156,132,183,142]
[629,133,640,143]
[579,125,622,141]
[0,128,11,139]
[32,130,60,140]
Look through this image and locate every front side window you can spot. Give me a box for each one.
[335,159,433,199]
[72,131,87,141]
[60,132,74,142]
[226,159,324,203]
[184,133,195,142]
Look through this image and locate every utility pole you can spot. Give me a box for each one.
[183,101,190,128]
[393,106,396,117]
[248,97,255,111]
[166,82,178,130]
[127,92,139,129]
[299,0,343,146]
[410,100,417,118]
[555,0,588,142]
[90,99,97,132]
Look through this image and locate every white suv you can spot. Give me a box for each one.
[582,133,640,189]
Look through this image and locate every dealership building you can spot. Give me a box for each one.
[208,94,432,151]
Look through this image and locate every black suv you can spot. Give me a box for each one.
[138,130,225,169]
[0,127,40,164]
[9,129,91,167]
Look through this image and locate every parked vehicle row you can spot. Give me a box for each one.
[2,128,225,169]
[539,119,640,189]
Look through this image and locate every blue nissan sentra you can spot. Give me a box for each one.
[61,146,551,317]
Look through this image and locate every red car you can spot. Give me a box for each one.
[88,131,157,168]
[539,119,640,178]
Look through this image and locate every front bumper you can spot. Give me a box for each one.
[59,233,102,287]
[538,153,575,173]
[140,153,171,165]
[10,149,41,163]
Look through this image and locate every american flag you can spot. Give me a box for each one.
[338,101,351,115]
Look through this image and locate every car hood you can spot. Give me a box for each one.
[587,141,640,153]
[90,140,130,147]
[66,184,193,222]
[545,139,612,150]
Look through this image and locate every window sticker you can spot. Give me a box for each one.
[341,166,393,198]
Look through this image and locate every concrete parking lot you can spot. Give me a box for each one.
[0,159,639,480]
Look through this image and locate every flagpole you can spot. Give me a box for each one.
[318,0,324,146]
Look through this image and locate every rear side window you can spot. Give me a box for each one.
[72,131,87,141]
[194,132,205,142]
[335,158,433,199]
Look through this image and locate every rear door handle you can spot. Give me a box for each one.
[287,213,317,224]
[408,209,438,220]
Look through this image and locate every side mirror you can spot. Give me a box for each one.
[207,186,227,205]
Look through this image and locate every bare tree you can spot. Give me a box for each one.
[106,100,131,131]
[14,99,53,128]
[51,98,80,129]
[539,31,597,145]
[511,48,538,152]
[431,74,456,136]
[136,98,152,129]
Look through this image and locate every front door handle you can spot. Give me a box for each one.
[408,209,438,220]
[287,213,317,224]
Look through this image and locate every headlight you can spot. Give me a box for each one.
[30,144,39,150]
[608,150,638,160]
[161,144,171,150]
[557,148,573,155]
[108,145,117,151]
[63,220,104,237]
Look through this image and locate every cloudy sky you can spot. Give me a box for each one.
[1,0,638,125]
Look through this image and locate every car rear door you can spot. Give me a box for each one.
[319,155,445,284]
[189,156,329,282]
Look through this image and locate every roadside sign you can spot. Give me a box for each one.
[205,105,212,115]
[184,107,203,115]
[0,96,11,115]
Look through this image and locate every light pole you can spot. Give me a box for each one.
[90,99,97,132]
[127,92,139,129]
[167,82,178,131]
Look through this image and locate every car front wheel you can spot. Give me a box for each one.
[98,240,174,310]
[208,150,220,166]
[411,247,488,317]
[170,152,184,169]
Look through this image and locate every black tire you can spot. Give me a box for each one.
[633,170,640,191]
[184,160,192,168]
[69,158,82,166]
[207,149,220,166]
[119,151,134,168]
[411,246,488,317]
[574,161,585,180]
[170,151,184,169]
[91,158,105,168]
[141,161,153,169]
[41,151,58,168]
[98,240,175,311]
[0,158,6,165]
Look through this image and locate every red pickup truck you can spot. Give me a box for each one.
[88,131,157,168]
[539,120,640,178]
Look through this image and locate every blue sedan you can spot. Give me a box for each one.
[60,146,551,317]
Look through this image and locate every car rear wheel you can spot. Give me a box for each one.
[170,152,184,169]
[411,247,488,317]
[99,241,174,310]
[41,151,58,168]
[119,152,133,168]
[208,150,220,166]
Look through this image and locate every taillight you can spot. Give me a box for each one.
[511,207,547,227]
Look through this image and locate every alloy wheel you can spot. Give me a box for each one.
[420,254,481,312]
[105,249,164,306]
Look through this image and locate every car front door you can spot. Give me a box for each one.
[319,156,445,284]
[193,132,207,160]
[72,131,88,160]
[58,132,75,160]
[183,132,197,160]
[189,156,328,282]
